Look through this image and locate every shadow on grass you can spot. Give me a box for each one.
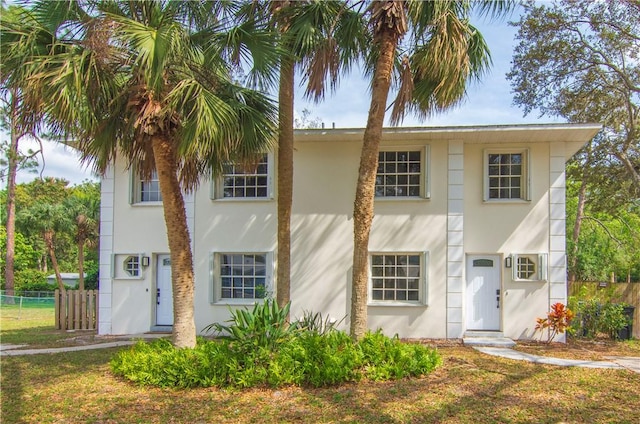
[2,346,639,423]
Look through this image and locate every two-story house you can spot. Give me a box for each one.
[97,123,600,340]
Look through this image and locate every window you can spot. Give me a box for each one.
[511,254,548,281]
[484,149,530,201]
[112,253,144,279]
[124,255,140,277]
[375,148,429,198]
[212,153,273,199]
[131,170,162,203]
[370,253,428,304]
[212,252,272,302]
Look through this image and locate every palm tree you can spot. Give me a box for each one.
[350,0,513,339]
[1,0,278,348]
[18,202,73,292]
[247,0,366,309]
[65,184,100,291]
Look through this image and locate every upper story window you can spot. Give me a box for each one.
[375,148,430,199]
[370,252,429,305]
[484,149,530,201]
[131,170,162,204]
[212,153,273,200]
[212,252,272,302]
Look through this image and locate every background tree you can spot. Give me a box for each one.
[17,202,73,291]
[0,4,45,300]
[349,0,513,339]
[65,181,100,291]
[507,0,640,283]
[1,0,278,348]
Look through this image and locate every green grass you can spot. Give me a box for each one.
[2,311,639,423]
[2,345,639,423]
[0,304,95,347]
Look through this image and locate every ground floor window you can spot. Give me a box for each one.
[212,252,271,301]
[370,252,428,305]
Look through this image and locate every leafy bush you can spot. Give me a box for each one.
[112,312,441,389]
[572,300,632,339]
[292,310,345,335]
[14,270,51,292]
[359,330,442,380]
[534,303,574,343]
[203,299,295,352]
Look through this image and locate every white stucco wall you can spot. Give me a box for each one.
[99,124,599,339]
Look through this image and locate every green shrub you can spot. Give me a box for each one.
[203,299,296,352]
[14,270,51,292]
[359,330,442,380]
[572,300,632,339]
[112,310,441,389]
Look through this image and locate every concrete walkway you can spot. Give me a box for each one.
[474,346,640,373]
[0,333,166,357]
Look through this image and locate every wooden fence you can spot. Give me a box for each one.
[55,289,98,331]
[568,282,639,338]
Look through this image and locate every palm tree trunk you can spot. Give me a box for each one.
[276,58,295,311]
[4,95,19,303]
[151,135,196,349]
[350,30,399,340]
[78,238,85,291]
[45,231,65,292]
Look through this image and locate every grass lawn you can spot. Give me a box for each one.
[2,309,639,423]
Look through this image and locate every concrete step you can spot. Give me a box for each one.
[463,336,516,348]
[464,330,505,338]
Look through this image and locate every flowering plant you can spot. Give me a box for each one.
[535,303,574,343]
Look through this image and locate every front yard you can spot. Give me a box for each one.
[1,308,639,423]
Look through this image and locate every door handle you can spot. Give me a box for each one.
[496,296,500,308]
[157,288,161,305]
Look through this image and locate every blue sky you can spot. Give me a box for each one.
[12,4,558,186]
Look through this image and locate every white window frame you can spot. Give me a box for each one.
[111,253,145,280]
[511,253,548,282]
[130,169,162,204]
[210,251,273,304]
[210,152,274,200]
[375,146,430,200]
[483,148,530,202]
[368,251,429,306]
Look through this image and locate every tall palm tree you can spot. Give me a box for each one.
[350,0,513,339]
[246,0,366,309]
[1,0,278,348]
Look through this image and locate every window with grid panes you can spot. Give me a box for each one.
[131,170,162,203]
[375,150,423,197]
[370,254,422,302]
[221,154,269,198]
[516,256,536,279]
[486,151,529,200]
[219,253,267,300]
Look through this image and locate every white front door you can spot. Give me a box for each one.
[465,255,501,331]
[156,254,173,326]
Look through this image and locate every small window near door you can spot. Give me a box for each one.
[511,254,548,281]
